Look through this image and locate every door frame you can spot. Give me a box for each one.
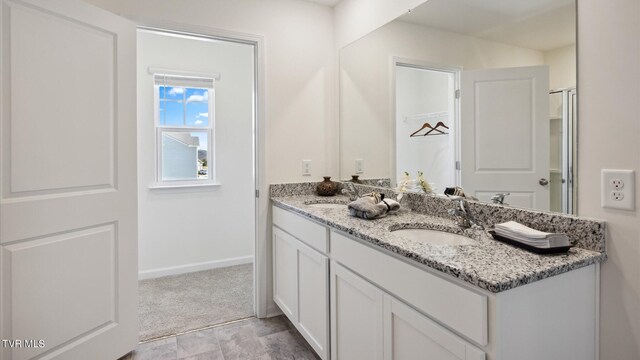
[133,18,268,318]
[389,57,461,187]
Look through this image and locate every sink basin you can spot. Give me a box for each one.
[307,203,347,209]
[391,228,475,246]
[304,199,349,209]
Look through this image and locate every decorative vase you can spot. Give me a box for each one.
[350,175,363,184]
[316,176,339,196]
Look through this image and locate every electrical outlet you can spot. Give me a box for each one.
[610,179,624,189]
[302,160,311,176]
[355,159,364,174]
[602,169,635,210]
[611,191,624,201]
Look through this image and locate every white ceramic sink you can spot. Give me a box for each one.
[391,228,475,246]
[307,203,347,209]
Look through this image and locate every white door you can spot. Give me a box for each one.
[0,1,137,359]
[383,296,485,360]
[460,66,550,210]
[330,262,384,360]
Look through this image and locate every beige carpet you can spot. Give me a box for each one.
[139,263,254,341]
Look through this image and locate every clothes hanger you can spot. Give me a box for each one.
[424,121,449,136]
[434,121,449,129]
[410,122,435,137]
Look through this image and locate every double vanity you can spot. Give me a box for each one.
[270,182,606,360]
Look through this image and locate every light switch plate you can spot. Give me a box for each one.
[601,169,635,210]
[355,159,364,174]
[302,160,311,176]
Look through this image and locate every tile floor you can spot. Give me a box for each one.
[120,316,320,360]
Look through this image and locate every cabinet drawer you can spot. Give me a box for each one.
[331,230,488,346]
[273,205,328,253]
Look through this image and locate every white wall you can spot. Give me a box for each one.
[334,0,428,48]
[87,0,335,184]
[136,30,255,278]
[395,66,452,191]
[340,20,544,181]
[578,0,640,358]
[544,44,576,90]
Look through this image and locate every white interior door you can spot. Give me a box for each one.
[460,66,550,210]
[0,1,138,359]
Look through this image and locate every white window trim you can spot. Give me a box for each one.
[150,73,218,188]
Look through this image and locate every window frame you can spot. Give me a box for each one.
[152,78,217,188]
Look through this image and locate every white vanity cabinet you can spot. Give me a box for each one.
[272,205,598,360]
[272,207,330,360]
[330,229,597,360]
[331,261,484,360]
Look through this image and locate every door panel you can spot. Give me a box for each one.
[7,0,115,194]
[384,296,485,360]
[460,66,549,210]
[272,228,298,320]
[0,1,138,359]
[2,226,116,360]
[473,79,535,172]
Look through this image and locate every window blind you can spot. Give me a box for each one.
[153,74,215,89]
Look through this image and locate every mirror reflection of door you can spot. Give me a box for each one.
[460,66,550,211]
[395,64,457,194]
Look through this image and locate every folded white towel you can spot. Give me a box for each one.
[495,221,552,239]
[495,221,570,248]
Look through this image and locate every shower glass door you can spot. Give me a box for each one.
[549,88,577,214]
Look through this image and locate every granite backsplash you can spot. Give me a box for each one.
[270,181,606,253]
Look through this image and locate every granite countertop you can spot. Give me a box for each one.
[271,194,606,293]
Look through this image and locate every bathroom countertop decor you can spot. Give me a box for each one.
[270,184,607,294]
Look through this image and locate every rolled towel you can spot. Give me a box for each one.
[348,197,388,219]
[380,198,401,214]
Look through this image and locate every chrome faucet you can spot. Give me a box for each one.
[341,182,360,201]
[447,197,483,229]
[491,193,510,205]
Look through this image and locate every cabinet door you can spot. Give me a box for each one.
[297,241,329,359]
[384,296,485,360]
[331,262,384,360]
[273,227,298,320]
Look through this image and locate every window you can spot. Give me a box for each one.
[153,73,216,186]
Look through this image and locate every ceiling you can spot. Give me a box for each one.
[398,0,575,52]
[301,0,342,7]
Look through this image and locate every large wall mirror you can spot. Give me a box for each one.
[340,0,577,214]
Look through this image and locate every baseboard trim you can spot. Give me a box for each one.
[139,255,254,280]
[265,302,283,318]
